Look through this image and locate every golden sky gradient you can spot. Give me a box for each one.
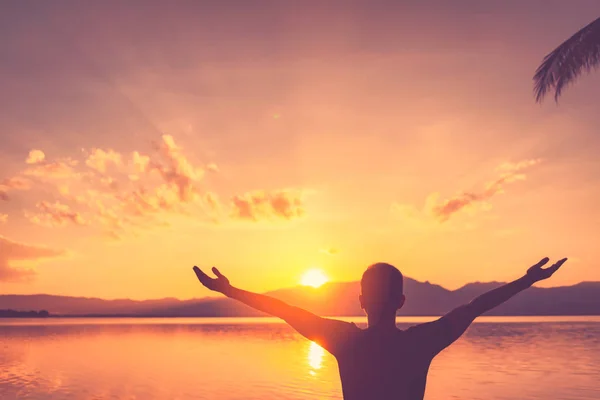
[1,1,600,299]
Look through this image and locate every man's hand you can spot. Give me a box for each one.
[193,266,232,295]
[526,257,568,283]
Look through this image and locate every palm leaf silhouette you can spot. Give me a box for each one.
[534,17,600,103]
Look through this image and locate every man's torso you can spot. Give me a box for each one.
[334,324,441,400]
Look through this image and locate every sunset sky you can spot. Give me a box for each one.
[1,1,600,300]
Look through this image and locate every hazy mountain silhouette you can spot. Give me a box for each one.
[0,294,196,315]
[1,278,599,317]
[146,278,458,317]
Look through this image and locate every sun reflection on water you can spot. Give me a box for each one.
[307,341,324,376]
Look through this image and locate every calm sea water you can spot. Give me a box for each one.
[0,316,599,400]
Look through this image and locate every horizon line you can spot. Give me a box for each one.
[1,279,597,302]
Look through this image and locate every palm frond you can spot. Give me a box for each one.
[534,17,600,103]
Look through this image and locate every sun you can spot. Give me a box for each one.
[300,269,329,288]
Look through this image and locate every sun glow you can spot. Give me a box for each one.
[300,269,329,288]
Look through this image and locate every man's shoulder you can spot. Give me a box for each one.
[339,321,364,335]
[321,320,364,357]
[321,319,363,338]
[401,320,448,341]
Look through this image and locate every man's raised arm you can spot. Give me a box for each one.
[193,266,353,355]
[416,257,567,355]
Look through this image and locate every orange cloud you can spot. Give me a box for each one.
[85,196,132,240]
[8,135,301,239]
[431,159,540,222]
[0,214,7,223]
[85,148,122,173]
[0,235,65,282]
[132,151,150,173]
[26,201,87,228]
[25,149,46,164]
[231,189,305,221]
[118,185,185,217]
[24,158,78,180]
[149,134,204,202]
[8,136,205,236]
[392,159,540,228]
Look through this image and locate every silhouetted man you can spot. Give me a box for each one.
[193,257,567,400]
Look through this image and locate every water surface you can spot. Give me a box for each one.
[1,316,599,399]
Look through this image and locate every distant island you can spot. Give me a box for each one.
[0,309,50,318]
[1,278,600,318]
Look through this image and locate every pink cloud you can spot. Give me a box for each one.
[0,235,65,282]
[432,159,540,222]
[392,159,541,227]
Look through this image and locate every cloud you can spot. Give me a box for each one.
[3,134,301,240]
[0,236,65,282]
[25,150,46,164]
[496,159,540,173]
[118,185,186,217]
[26,201,87,227]
[149,134,204,202]
[132,151,150,173]
[73,135,212,236]
[1,136,207,237]
[85,148,122,173]
[0,177,32,201]
[231,189,305,221]
[431,159,540,222]
[392,159,540,229]
[0,214,7,223]
[23,158,79,180]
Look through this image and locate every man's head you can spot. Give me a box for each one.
[359,262,405,316]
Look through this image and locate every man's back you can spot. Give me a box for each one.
[333,322,450,400]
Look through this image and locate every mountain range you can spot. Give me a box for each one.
[1,277,600,317]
